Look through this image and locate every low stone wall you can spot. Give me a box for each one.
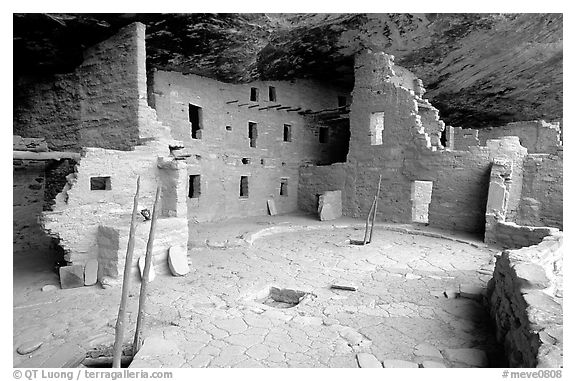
[488,233,563,368]
[487,221,559,250]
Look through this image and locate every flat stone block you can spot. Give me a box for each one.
[383,359,419,368]
[444,348,488,367]
[84,259,98,286]
[357,353,382,368]
[267,199,277,216]
[59,265,85,289]
[41,284,59,292]
[168,246,190,276]
[17,340,43,355]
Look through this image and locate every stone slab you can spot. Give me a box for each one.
[357,353,383,368]
[84,259,98,286]
[267,199,277,216]
[168,246,190,276]
[138,256,156,282]
[17,340,43,355]
[383,359,419,368]
[318,190,342,221]
[41,284,59,292]
[59,265,85,289]
[444,348,488,367]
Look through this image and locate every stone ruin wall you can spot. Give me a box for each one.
[13,23,144,152]
[447,122,563,230]
[299,51,529,235]
[150,70,351,228]
[41,22,188,285]
[488,233,563,367]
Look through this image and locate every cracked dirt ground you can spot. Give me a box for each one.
[13,216,505,368]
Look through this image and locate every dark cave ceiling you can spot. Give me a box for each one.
[13,13,563,128]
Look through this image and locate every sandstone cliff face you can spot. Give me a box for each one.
[14,13,562,127]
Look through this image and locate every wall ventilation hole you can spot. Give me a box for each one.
[90,177,111,191]
[242,158,251,165]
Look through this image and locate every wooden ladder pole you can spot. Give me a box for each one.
[362,198,376,245]
[132,186,161,354]
[368,175,383,243]
[112,176,141,368]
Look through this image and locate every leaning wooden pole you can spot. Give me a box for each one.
[362,198,376,245]
[112,176,141,368]
[132,186,161,354]
[368,175,383,243]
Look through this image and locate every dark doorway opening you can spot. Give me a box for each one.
[189,104,202,139]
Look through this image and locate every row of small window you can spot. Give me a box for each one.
[189,104,330,144]
[188,175,289,199]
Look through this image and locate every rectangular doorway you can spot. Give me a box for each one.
[189,104,202,139]
[411,181,433,223]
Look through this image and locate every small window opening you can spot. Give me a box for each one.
[188,175,201,198]
[319,127,329,144]
[338,96,347,108]
[281,162,286,166]
[411,181,433,224]
[250,87,259,102]
[280,178,288,197]
[269,86,277,102]
[240,176,249,198]
[370,112,385,145]
[189,104,202,139]
[261,159,266,165]
[283,124,292,142]
[90,176,111,191]
[226,125,232,131]
[249,122,258,147]
[242,158,251,165]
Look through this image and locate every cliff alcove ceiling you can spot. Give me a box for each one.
[13,13,562,127]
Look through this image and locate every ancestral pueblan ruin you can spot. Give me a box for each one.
[13,13,562,369]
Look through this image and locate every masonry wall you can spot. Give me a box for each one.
[13,160,52,255]
[488,233,563,367]
[479,120,562,154]
[151,70,350,223]
[298,51,536,236]
[516,150,563,229]
[41,23,188,284]
[13,24,142,152]
[448,120,562,154]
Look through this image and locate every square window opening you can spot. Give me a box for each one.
[242,158,251,165]
[189,104,203,139]
[226,125,232,131]
[250,87,259,102]
[249,122,258,148]
[280,178,288,197]
[189,175,201,198]
[269,86,277,102]
[283,124,292,142]
[240,176,249,198]
[319,127,329,144]
[90,176,111,191]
